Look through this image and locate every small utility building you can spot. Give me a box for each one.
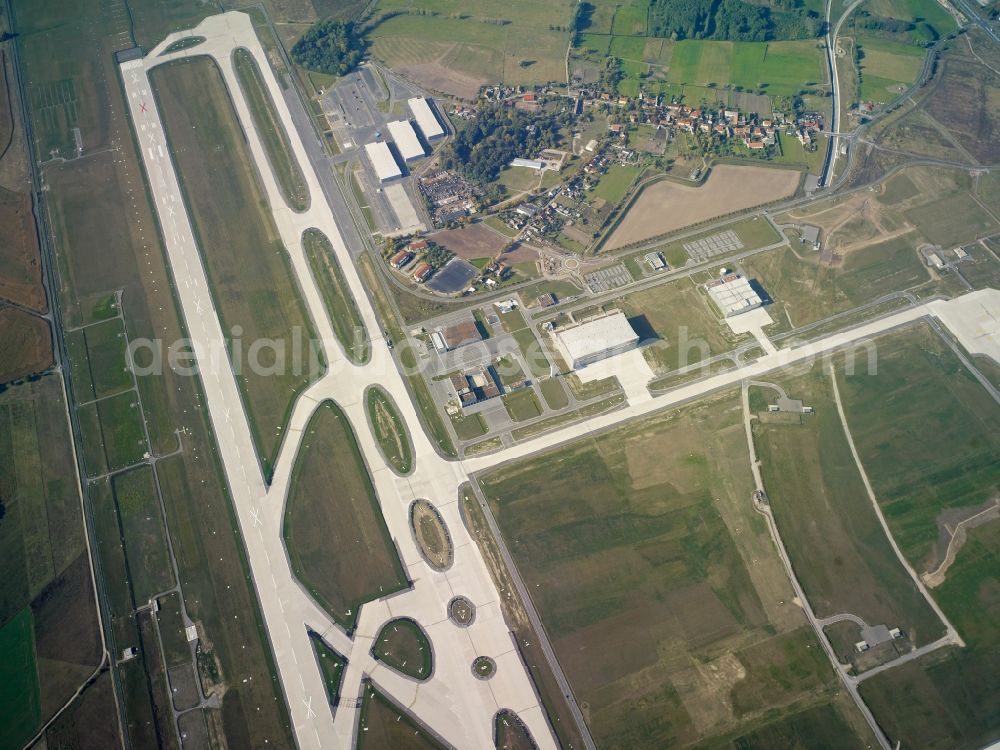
[408,97,444,139]
[365,141,402,182]
[705,274,763,317]
[387,120,425,161]
[554,311,639,369]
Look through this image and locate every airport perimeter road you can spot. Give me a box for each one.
[125,13,558,750]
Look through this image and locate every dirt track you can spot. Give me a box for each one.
[607,165,801,250]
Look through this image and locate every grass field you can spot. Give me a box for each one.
[357,682,444,749]
[502,388,543,421]
[283,400,407,630]
[836,325,1000,573]
[152,56,323,479]
[590,164,639,205]
[616,282,748,372]
[310,634,346,705]
[65,318,130,400]
[303,229,370,364]
[480,393,868,748]
[366,385,413,474]
[112,466,175,604]
[371,617,433,680]
[539,377,569,410]
[753,367,944,646]
[233,48,309,211]
[859,516,999,749]
[666,40,826,96]
[856,35,926,104]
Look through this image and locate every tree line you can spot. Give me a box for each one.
[649,0,823,42]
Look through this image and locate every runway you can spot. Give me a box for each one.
[120,11,1000,749]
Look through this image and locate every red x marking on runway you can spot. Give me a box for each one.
[139,101,148,113]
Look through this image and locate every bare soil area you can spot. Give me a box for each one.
[430,223,509,260]
[0,307,52,382]
[607,165,801,250]
[397,61,485,100]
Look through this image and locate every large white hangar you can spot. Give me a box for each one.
[364,140,402,182]
[705,273,763,317]
[408,96,444,139]
[387,119,425,161]
[554,311,639,369]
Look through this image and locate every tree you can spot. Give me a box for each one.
[291,20,365,76]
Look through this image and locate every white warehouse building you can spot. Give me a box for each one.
[705,273,763,317]
[408,96,444,139]
[387,119,425,161]
[364,141,402,182]
[554,311,639,369]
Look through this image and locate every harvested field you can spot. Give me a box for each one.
[607,165,800,250]
[428,223,509,261]
[395,59,486,100]
[0,188,45,311]
[283,400,408,631]
[0,308,51,382]
[924,56,1000,165]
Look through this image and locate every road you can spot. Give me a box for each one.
[739,380,893,750]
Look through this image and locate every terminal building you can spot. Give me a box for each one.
[408,97,444,140]
[705,273,763,317]
[364,141,402,182]
[554,311,639,369]
[387,119,425,161]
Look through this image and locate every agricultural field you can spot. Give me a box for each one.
[480,393,873,748]
[367,0,575,97]
[366,385,413,474]
[0,188,45,312]
[752,367,944,648]
[303,229,370,364]
[152,56,324,478]
[0,376,102,750]
[283,400,408,630]
[0,308,51,383]
[607,165,800,250]
[836,324,1000,575]
[855,35,926,105]
[14,0,297,744]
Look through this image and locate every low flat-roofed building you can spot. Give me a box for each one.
[645,251,666,271]
[365,141,402,182]
[705,273,763,317]
[388,119,425,161]
[441,320,482,350]
[408,97,444,139]
[510,157,544,170]
[554,310,639,369]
